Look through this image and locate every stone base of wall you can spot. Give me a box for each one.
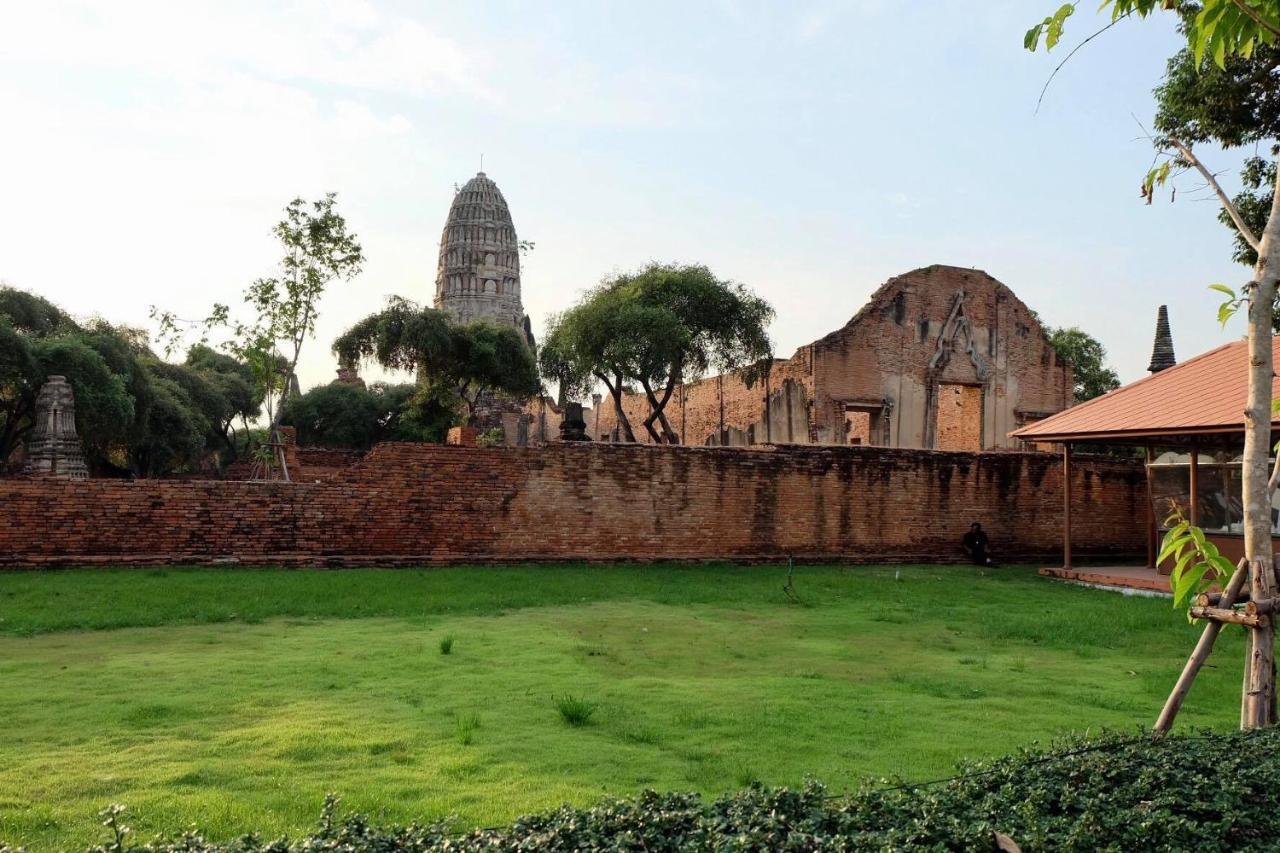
[0,443,1144,569]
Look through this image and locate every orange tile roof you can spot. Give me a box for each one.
[1010,337,1280,443]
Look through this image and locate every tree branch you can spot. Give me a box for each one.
[1169,138,1262,252]
[1036,14,1129,114]
[1227,0,1280,41]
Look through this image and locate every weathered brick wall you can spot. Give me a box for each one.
[0,443,1143,568]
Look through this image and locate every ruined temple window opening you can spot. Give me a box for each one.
[892,292,906,325]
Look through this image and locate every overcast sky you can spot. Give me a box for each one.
[0,1,1259,390]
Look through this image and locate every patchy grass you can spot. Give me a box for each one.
[0,563,1243,850]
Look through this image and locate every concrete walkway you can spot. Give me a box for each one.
[1039,565,1170,595]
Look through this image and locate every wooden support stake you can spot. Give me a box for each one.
[1062,443,1073,570]
[1144,445,1156,569]
[1197,591,1253,607]
[1189,444,1199,527]
[1246,597,1280,616]
[1154,559,1249,736]
[1189,606,1269,628]
[1243,556,1278,729]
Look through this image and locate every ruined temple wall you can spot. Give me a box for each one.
[0,442,1142,567]
[806,266,1072,450]
[587,266,1072,450]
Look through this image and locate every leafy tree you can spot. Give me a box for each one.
[540,290,649,442]
[128,372,208,477]
[281,382,438,450]
[184,344,262,454]
[154,194,364,478]
[446,320,541,418]
[333,297,539,428]
[0,287,73,336]
[1046,327,1121,401]
[542,264,773,443]
[0,289,143,471]
[1,286,261,476]
[1030,0,1280,728]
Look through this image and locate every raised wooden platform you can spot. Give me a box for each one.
[1039,565,1170,594]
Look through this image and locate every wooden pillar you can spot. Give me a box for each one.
[1145,445,1156,570]
[1063,442,1073,570]
[1189,443,1200,527]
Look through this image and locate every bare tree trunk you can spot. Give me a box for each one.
[1239,159,1280,728]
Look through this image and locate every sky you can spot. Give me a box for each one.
[0,0,1262,391]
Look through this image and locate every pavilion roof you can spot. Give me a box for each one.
[1009,337,1280,444]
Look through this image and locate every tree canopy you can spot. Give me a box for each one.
[541,263,773,443]
[280,381,442,450]
[1045,326,1121,402]
[1,286,261,477]
[333,298,539,428]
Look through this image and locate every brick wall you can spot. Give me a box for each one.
[0,443,1143,568]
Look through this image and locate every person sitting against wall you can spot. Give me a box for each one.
[961,522,997,566]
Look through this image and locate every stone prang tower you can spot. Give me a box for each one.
[434,172,533,345]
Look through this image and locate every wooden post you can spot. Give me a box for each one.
[1189,444,1199,527]
[1154,559,1248,736]
[1063,443,1073,570]
[1145,445,1156,570]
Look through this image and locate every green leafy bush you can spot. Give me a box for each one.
[438,635,454,655]
[16,730,1280,851]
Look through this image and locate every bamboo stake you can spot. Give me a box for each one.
[1154,559,1249,736]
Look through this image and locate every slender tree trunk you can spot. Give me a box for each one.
[646,368,682,443]
[597,371,636,442]
[1240,160,1280,728]
[640,377,679,444]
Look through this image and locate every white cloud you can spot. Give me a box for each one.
[0,0,487,99]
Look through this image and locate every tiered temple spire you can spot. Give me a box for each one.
[1148,304,1176,373]
[434,171,530,343]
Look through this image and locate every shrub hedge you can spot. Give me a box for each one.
[10,729,1280,852]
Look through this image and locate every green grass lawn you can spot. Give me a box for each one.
[0,564,1244,850]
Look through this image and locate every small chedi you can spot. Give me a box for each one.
[24,375,89,479]
[558,402,589,442]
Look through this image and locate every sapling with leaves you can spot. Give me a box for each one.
[153,194,364,479]
[1030,0,1280,728]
